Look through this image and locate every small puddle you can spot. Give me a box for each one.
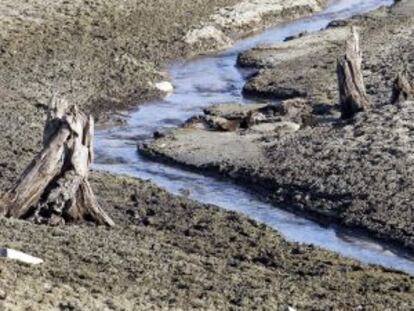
[94,0,414,275]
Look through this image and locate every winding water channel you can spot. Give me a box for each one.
[94,0,414,274]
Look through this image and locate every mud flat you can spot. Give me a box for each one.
[0,0,248,198]
[184,0,328,54]
[0,0,243,121]
[240,0,414,105]
[0,0,332,181]
[0,173,413,309]
[0,0,328,120]
[141,0,414,253]
[1,0,414,309]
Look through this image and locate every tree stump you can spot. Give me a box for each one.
[391,71,413,104]
[337,27,370,119]
[0,96,114,226]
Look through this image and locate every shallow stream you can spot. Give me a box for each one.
[94,0,414,274]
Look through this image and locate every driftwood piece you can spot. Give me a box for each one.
[0,97,114,227]
[391,71,413,105]
[337,27,370,119]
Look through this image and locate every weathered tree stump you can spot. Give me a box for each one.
[0,96,114,226]
[337,27,370,119]
[391,71,413,104]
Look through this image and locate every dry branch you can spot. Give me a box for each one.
[337,27,370,119]
[0,96,114,227]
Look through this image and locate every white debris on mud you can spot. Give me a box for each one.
[154,81,174,94]
[0,248,43,265]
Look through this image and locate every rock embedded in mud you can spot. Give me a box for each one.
[327,19,350,28]
[284,31,309,42]
[184,99,312,135]
[204,103,269,120]
[185,103,278,132]
[273,98,313,124]
[154,81,174,95]
[247,111,268,126]
[153,131,167,139]
[183,116,210,130]
[205,116,240,132]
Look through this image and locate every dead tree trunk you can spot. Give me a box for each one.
[0,96,114,227]
[337,27,370,119]
[391,71,413,105]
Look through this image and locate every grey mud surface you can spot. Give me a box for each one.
[1,173,413,310]
[1,0,414,309]
[142,0,414,255]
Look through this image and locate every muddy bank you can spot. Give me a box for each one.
[0,0,241,203]
[240,1,414,105]
[1,0,414,309]
[141,0,414,252]
[0,0,243,120]
[0,172,413,309]
[184,0,328,54]
[0,0,329,122]
[238,26,351,103]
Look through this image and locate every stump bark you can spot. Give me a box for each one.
[0,96,114,226]
[391,71,413,104]
[337,27,370,119]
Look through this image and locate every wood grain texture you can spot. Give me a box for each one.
[0,96,114,226]
[337,27,370,119]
